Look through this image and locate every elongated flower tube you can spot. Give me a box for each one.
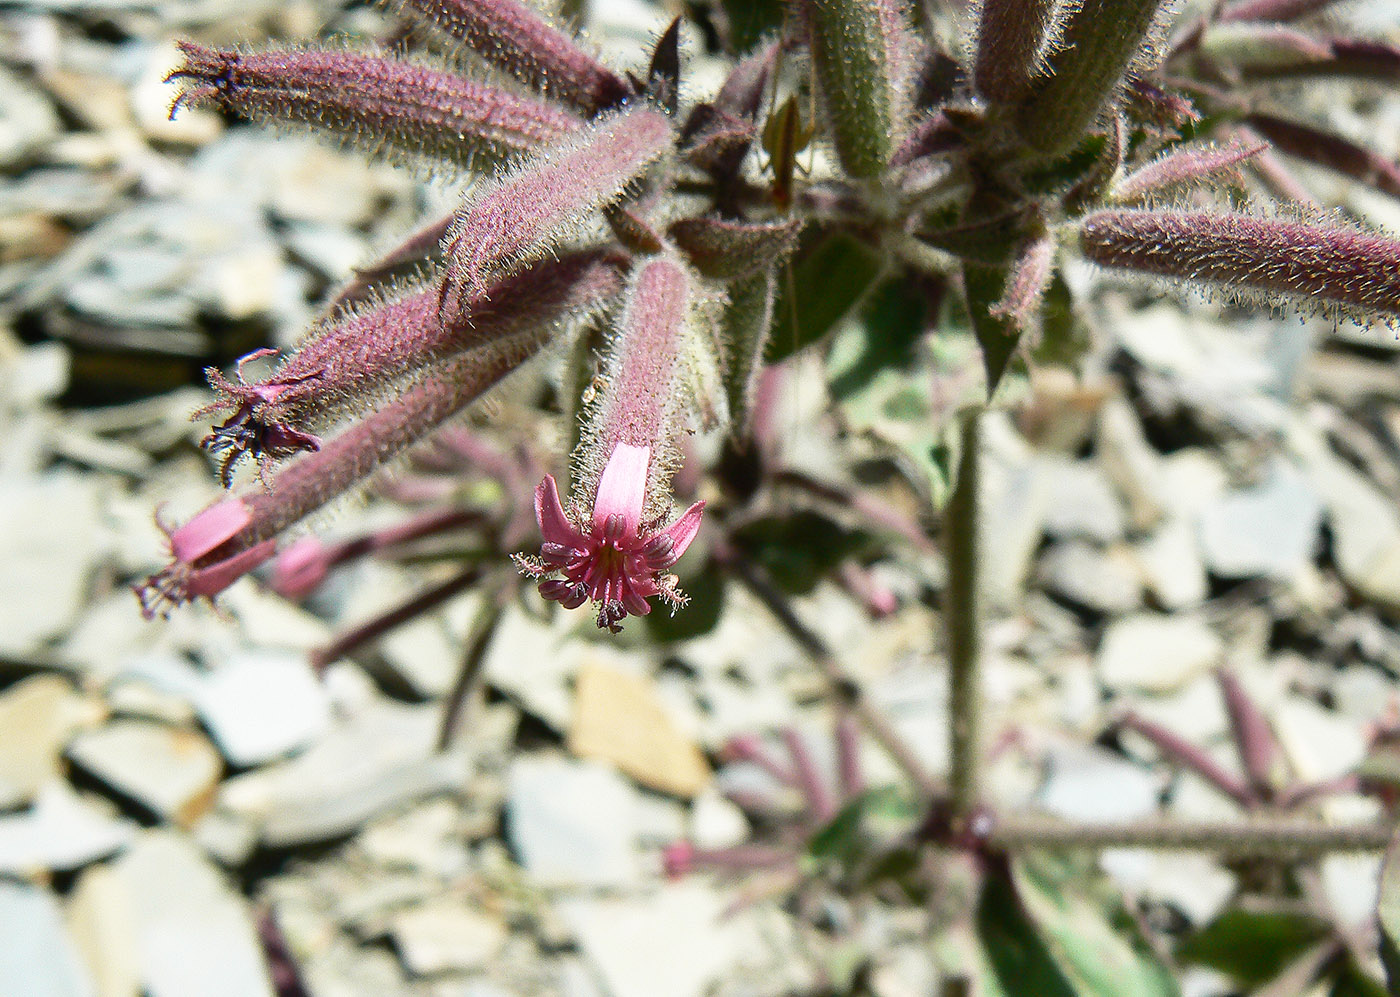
[1079,210,1400,320]
[1244,113,1400,202]
[441,105,673,309]
[518,254,708,631]
[168,44,580,168]
[1015,0,1169,155]
[803,0,900,179]
[398,0,629,115]
[136,314,563,617]
[1110,138,1265,202]
[201,251,624,485]
[974,0,1060,103]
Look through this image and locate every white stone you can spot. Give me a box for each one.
[1038,540,1143,614]
[218,699,473,846]
[359,798,468,876]
[1038,742,1160,822]
[0,781,133,877]
[506,756,641,887]
[688,788,750,851]
[1308,454,1400,612]
[0,474,103,655]
[1321,850,1383,928]
[0,674,100,809]
[66,720,222,826]
[192,651,330,766]
[1097,397,1169,529]
[391,903,506,976]
[1038,457,1127,542]
[559,883,765,997]
[114,832,273,997]
[1273,696,1368,784]
[0,879,95,997]
[1133,518,1208,610]
[67,863,140,997]
[1098,614,1224,693]
[1198,461,1321,578]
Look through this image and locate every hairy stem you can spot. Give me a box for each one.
[987,813,1392,856]
[946,409,982,823]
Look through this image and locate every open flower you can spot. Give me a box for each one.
[517,442,704,632]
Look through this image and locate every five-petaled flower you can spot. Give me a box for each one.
[516,442,704,632]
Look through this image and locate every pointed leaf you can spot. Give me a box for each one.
[768,230,885,362]
[1008,852,1179,997]
[669,216,802,280]
[962,263,1020,396]
[1178,904,1331,987]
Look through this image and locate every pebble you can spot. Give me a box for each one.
[391,902,507,976]
[0,65,62,168]
[190,651,330,767]
[978,414,1048,609]
[66,719,222,827]
[1097,396,1169,529]
[1272,696,1367,784]
[1038,742,1161,822]
[558,883,763,997]
[0,879,95,997]
[1097,613,1224,693]
[0,674,100,810]
[687,788,749,851]
[1038,540,1143,614]
[1132,518,1208,610]
[1038,457,1127,543]
[113,831,274,997]
[506,756,641,887]
[67,863,140,997]
[568,662,711,798]
[0,474,103,655]
[1197,460,1321,578]
[1308,454,1400,613]
[358,798,470,877]
[0,780,134,876]
[217,699,474,847]
[483,606,580,731]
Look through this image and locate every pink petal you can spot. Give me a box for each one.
[534,474,585,547]
[270,536,330,600]
[185,540,277,598]
[592,443,650,536]
[659,500,705,560]
[169,499,252,563]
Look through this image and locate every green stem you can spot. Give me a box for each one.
[988,813,1392,857]
[946,409,982,823]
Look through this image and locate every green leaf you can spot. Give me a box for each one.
[1178,903,1331,987]
[962,263,1021,396]
[827,278,927,401]
[1378,828,1400,991]
[1028,270,1090,369]
[1008,853,1179,997]
[977,859,1079,997]
[733,510,872,594]
[720,0,785,54]
[642,568,724,642]
[769,230,884,363]
[807,785,917,869]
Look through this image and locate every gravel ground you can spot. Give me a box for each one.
[4,1,1400,995]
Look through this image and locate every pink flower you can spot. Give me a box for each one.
[518,442,704,632]
[135,498,276,618]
